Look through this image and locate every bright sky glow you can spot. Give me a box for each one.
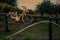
[16,0,60,10]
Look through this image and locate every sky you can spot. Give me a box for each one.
[16,0,60,10]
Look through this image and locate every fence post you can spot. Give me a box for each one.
[5,15,10,32]
[55,14,58,24]
[49,16,52,40]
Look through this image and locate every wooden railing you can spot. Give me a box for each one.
[0,13,60,40]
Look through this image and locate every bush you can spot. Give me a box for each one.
[0,0,16,6]
[0,3,23,13]
[21,36,33,40]
[0,36,10,40]
[0,3,12,13]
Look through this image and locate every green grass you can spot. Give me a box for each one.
[0,22,29,37]
[16,23,60,39]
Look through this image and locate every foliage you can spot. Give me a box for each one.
[0,36,10,40]
[0,0,23,13]
[36,0,60,25]
[16,8,23,14]
[28,9,35,14]
[0,0,16,6]
[36,1,54,15]
[21,37,33,40]
[0,36,33,40]
[54,5,60,14]
[0,3,10,13]
[0,3,23,13]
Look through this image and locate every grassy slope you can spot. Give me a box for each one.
[16,23,60,39]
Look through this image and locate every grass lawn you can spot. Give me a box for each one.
[0,21,29,37]
[14,23,60,39]
[0,15,60,39]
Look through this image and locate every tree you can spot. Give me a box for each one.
[28,9,35,14]
[0,3,12,13]
[0,0,5,3]
[55,5,60,14]
[15,7,23,14]
[6,0,16,6]
[0,3,23,13]
[0,0,16,6]
[0,3,9,13]
[36,1,54,16]
[54,4,60,24]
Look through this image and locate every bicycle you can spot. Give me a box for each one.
[7,6,33,24]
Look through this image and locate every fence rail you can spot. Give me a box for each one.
[0,13,60,40]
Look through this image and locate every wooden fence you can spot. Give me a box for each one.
[0,13,60,40]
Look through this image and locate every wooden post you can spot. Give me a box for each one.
[55,14,58,24]
[49,16,52,40]
[5,15,10,32]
